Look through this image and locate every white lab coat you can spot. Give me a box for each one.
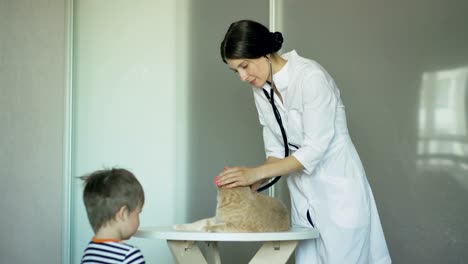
[253,50,391,264]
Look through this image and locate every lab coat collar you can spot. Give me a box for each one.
[274,50,300,93]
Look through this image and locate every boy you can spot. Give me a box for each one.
[81,168,146,264]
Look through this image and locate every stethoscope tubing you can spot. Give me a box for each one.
[257,57,290,192]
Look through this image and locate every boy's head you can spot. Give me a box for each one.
[82,168,145,237]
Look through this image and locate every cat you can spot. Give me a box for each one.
[174,186,290,232]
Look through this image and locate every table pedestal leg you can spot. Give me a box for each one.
[249,240,298,264]
[167,240,208,264]
[205,241,221,264]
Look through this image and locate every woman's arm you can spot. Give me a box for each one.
[259,156,303,180]
[265,156,281,164]
[217,155,304,189]
[249,156,287,191]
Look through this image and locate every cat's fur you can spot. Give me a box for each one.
[174,186,290,232]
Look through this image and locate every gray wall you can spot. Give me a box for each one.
[279,0,468,263]
[0,0,69,263]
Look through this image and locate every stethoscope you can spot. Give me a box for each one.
[256,57,315,228]
[257,56,299,192]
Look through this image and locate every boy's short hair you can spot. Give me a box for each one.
[82,168,145,233]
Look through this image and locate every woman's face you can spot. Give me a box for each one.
[226,57,271,88]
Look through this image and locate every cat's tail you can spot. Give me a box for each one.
[173,217,218,232]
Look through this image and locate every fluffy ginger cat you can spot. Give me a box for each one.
[174,186,290,232]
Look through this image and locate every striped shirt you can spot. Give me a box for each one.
[81,238,145,264]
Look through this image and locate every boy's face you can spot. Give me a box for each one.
[120,206,142,240]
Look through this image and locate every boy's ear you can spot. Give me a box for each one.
[116,206,129,221]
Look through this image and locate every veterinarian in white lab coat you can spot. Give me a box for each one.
[216,20,391,264]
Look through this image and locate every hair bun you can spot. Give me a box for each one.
[271,32,283,52]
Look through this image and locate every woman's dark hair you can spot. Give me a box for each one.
[220,20,283,63]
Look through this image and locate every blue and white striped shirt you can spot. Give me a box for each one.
[81,239,145,264]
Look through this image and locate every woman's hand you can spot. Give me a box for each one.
[250,181,264,192]
[215,156,303,190]
[215,166,264,189]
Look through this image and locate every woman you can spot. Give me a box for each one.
[215,20,391,264]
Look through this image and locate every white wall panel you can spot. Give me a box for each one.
[71,0,188,263]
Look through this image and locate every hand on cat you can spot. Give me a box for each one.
[215,166,263,189]
[250,181,263,192]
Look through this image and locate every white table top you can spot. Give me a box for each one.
[135,226,319,242]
